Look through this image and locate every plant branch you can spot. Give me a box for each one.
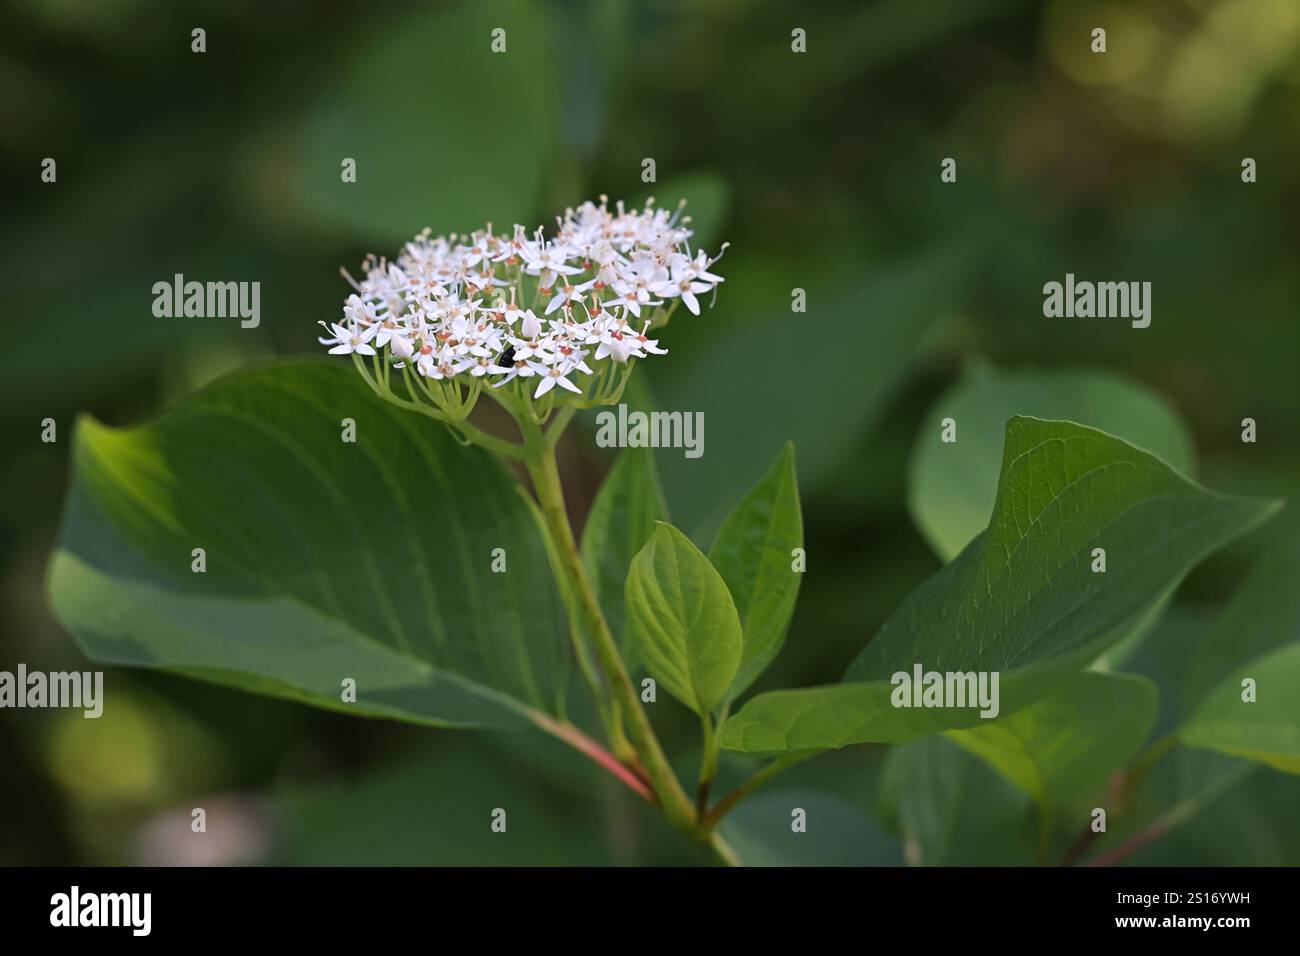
[452,419,528,460]
[1124,733,1180,791]
[1085,761,1257,867]
[696,712,720,817]
[546,405,577,449]
[520,422,697,831]
[1060,734,1179,866]
[702,752,815,831]
[709,831,742,867]
[528,710,653,803]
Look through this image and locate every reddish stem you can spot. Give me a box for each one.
[529,711,655,803]
[1085,819,1177,868]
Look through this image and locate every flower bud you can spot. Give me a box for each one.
[390,334,415,360]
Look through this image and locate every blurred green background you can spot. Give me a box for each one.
[2,0,1298,865]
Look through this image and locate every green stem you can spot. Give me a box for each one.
[453,419,527,459]
[709,831,742,867]
[1036,805,1053,866]
[702,752,814,832]
[355,354,528,460]
[1124,733,1179,793]
[520,421,696,832]
[696,712,719,816]
[546,405,577,449]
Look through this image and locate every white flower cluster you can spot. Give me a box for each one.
[320,198,725,400]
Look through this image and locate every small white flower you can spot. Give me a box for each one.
[491,360,539,387]
[592,321,636,363]
[519,310,543,340]
[319,321,378,356]
[532,362,583,398]
[653,267,714,315]
[544,278,594,316]
[526,242,581,278]
[632,322,668,356]
[390,332,416,361]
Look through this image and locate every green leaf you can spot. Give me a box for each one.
[946,671,1158,811]
[580,448,667,666]
[719,790,900,866]
[1182,539,1300,712]
[276,738,611,865]
[909,364,1196,561]
[47,360,567,728]
[1177,540,1300,774]
[721,417,1279,754]
[625,523,742,715]
[298,0,553,240]
[1182,643,1300,773]
[709,442,803,704]
[876,736,1037,866]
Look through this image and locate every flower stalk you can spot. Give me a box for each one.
[520,419,697,832]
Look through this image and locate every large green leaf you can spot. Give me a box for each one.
[580,447,667,666]
[298,0,553,240]
[720,417,1279,754]
[909,364,1196,561]
[625,523,742,715]
[47,360,567,728]
[946,671,1157,811]
[709,442,803,705]
[1177,539,1300,773]
[719,790,900,866]
[276,738,610,865]
[876,736,1037,866]
[1182,643,1300,773]
[1182,539,1300,712]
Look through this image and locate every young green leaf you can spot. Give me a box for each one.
[47,360,568,728]
[946,671,1158,811]
[624,523,742,715]
[909,365,1196,561]
[580,447,667,666]
[709,442,803,704]
[1182,643,1300,774]
[720,417,1280,754]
